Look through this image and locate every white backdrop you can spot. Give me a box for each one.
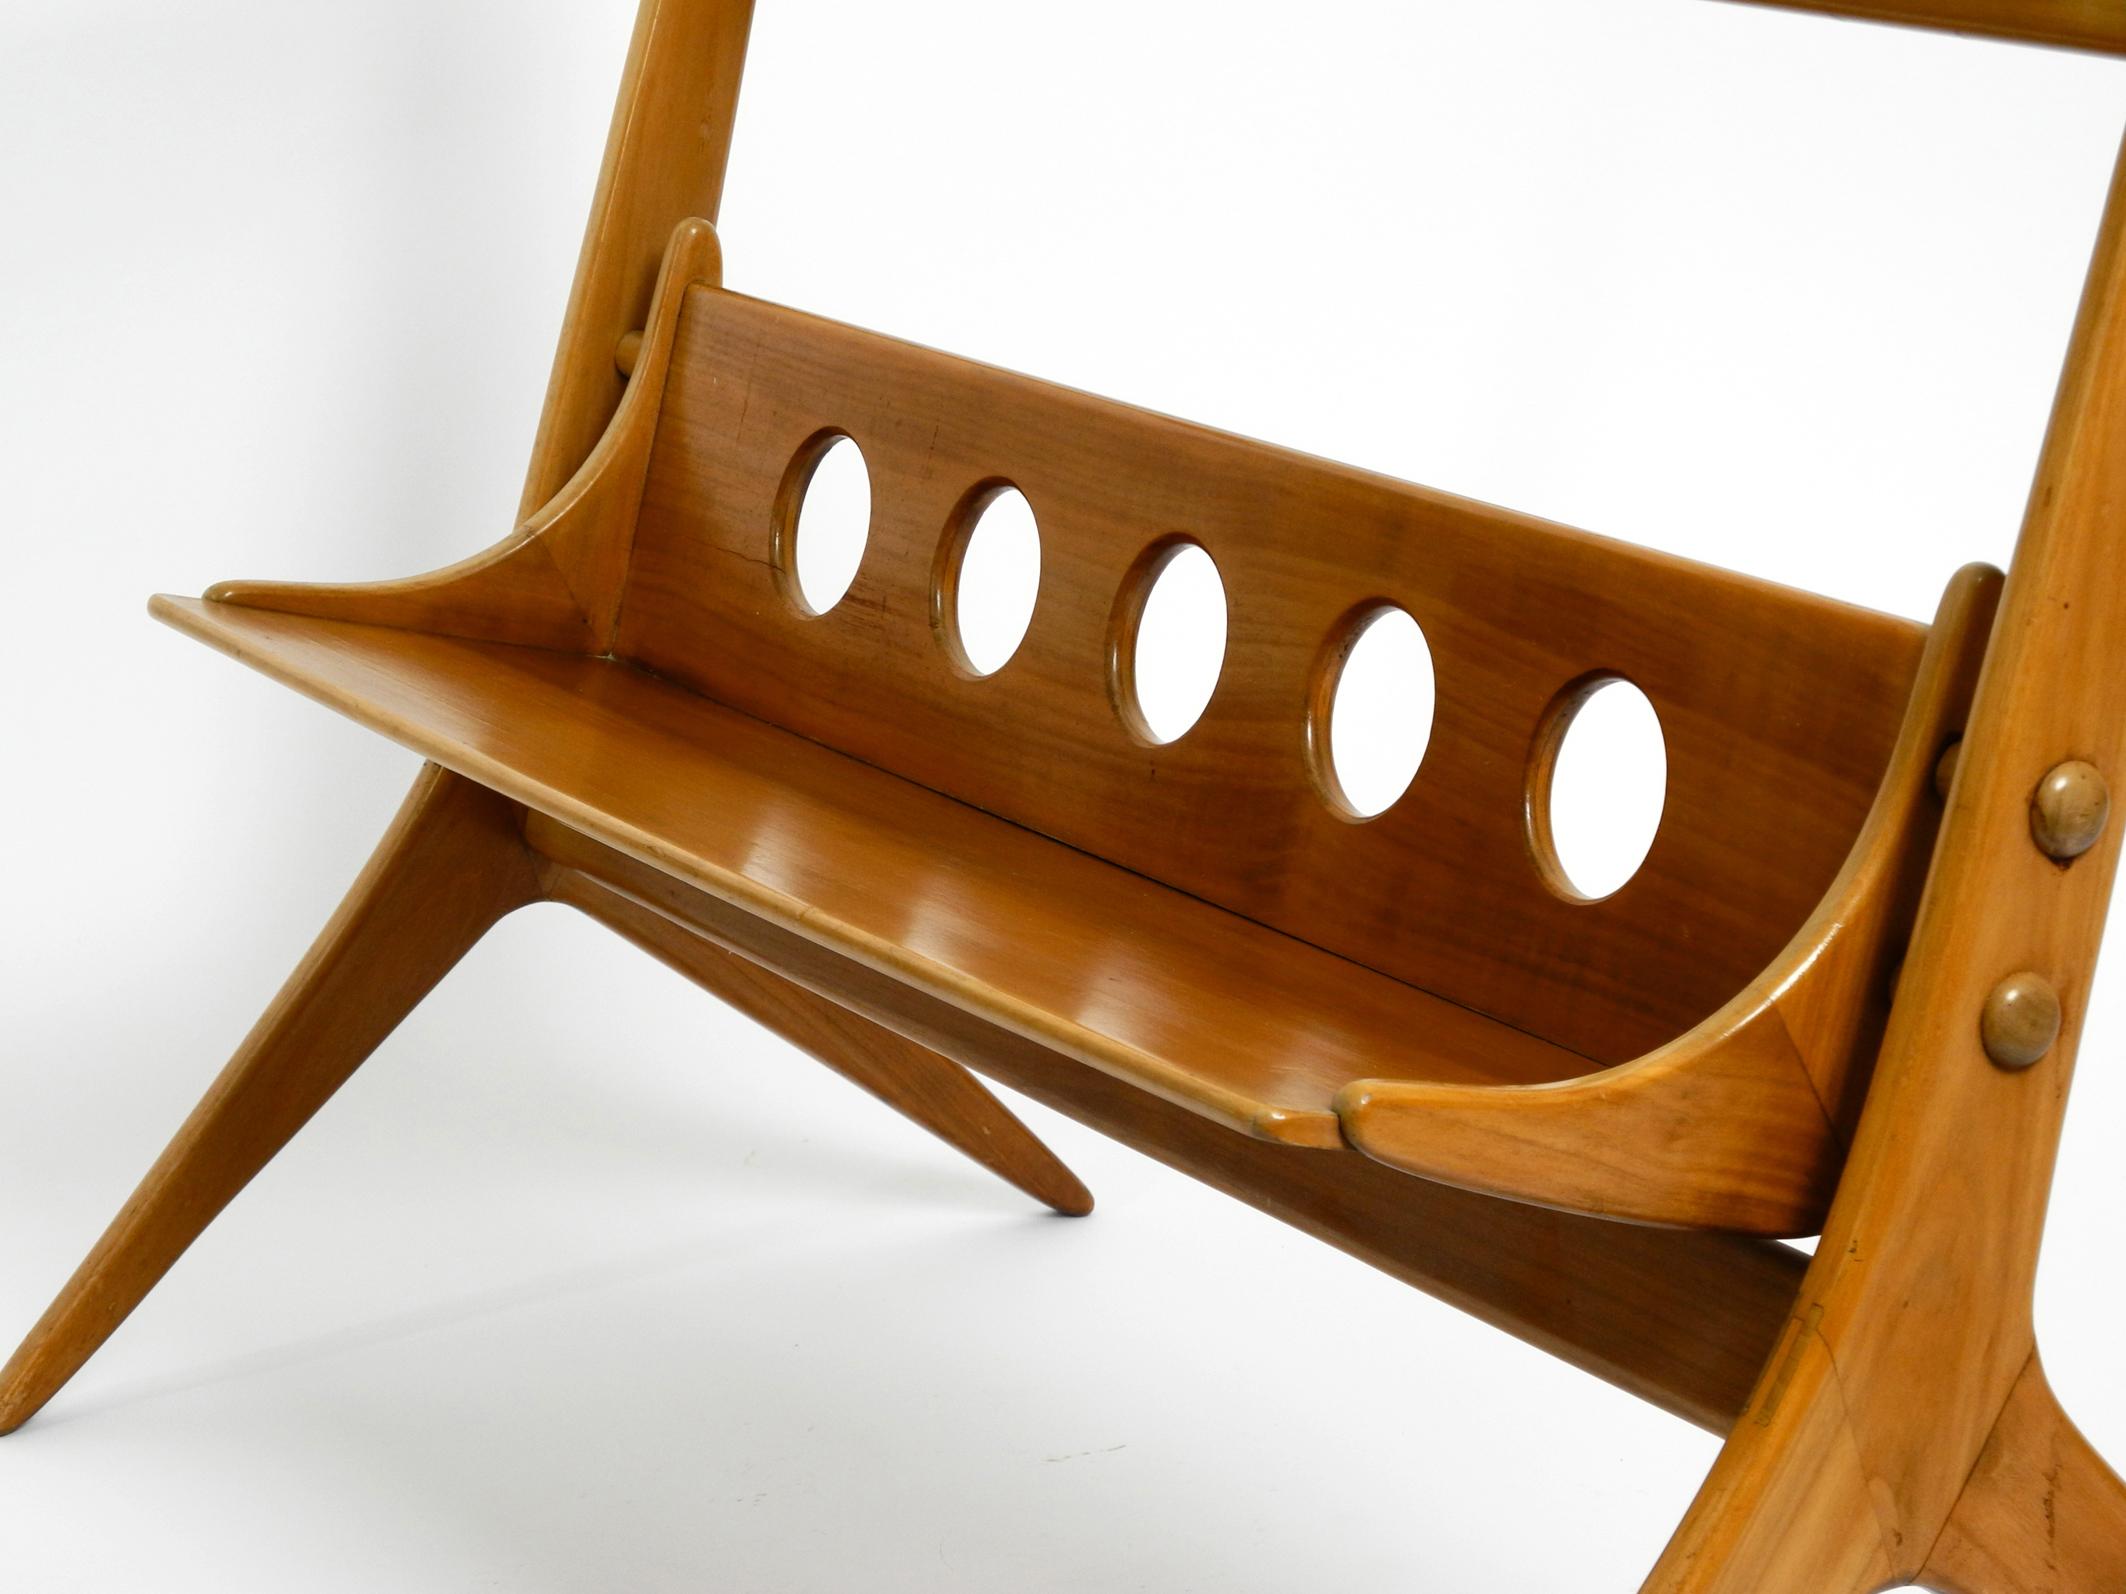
[2,2,2123,1589]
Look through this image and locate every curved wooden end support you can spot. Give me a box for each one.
[1643,130,2126,1594]
[196,218,723,654]
[0,765,541,1435]
[1337,563,2002,1236]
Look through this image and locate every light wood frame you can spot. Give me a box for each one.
[6,3,2125,1588]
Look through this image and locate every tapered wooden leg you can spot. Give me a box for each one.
[0,764,541,1433]
[1639,1334,1899,1592]
[547,868,1093,1217]
[1922,1358,2126,1594]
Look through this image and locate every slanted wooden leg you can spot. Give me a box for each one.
[1923,1358,2126,1594]
[0,764,541,1433]
[546,868,1094,1217]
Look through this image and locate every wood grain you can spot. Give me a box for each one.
[0,766,543,1434]
[529,809,1805,1433]
[622,287,1926,1066]
[146,598,1595,1148]
[1336,562,2000,1233]
[206,219,723,651]
[1923,1357,2126,1592]
[548,868,1094,1216]
[516,0,753,518]
[1644,125,2126,1594]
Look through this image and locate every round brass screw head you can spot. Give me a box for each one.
[2030,760,2110,862]
[1981,972,2063,1071]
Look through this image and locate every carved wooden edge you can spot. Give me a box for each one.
[197,218,722,652]
[1336,561,2003,1235]
[1638,127,2126,1594]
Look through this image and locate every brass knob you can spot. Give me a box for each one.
[2030,760,2110,862]
[1981,972,2062,1071]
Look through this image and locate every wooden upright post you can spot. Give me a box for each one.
[518,0,756,517]
[1645,126,2126,1594]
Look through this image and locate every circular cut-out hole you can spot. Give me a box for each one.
[1116,542,1228,744]
[1533,677,1668,900]
[781,434,871,615]
[1316,605,1435,819]
[943,486,1041,675]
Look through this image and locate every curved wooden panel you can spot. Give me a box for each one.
[208,220,724,651]
[1336,563,2002,1235]
[619,288,1928,1060]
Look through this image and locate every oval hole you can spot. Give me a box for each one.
[943,486,1041,675]
[1533,677,1668,900]
[780,434,871,615]
[1316,605,1435,819]
[1117,542,1227,744]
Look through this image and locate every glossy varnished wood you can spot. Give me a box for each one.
[145,598,1594,1145]
[546,869,1095,1217]
[1644,125,2126,1594]
[624,287,1928,1066]
[529,810,1804,1432]
[206,219,724,651]
[180,232,1974,1234]
[10,0,2124,1585]
[516,0,754,518]
[1336,563,2000,1232]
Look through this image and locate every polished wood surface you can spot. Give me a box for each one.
[547,869,1095,1217]
[529,809,1805,1432]
[516,0,753,518]
[1337,562,1998,1232]
[1644,124,2126,1594]
[178,253,1973,1232]
[207,219,724,652]
[627,287,1927,1066]
[146,597,1594,1147]
[8,0,2123,1586]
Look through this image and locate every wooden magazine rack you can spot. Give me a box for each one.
[6,2,2125,1586]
